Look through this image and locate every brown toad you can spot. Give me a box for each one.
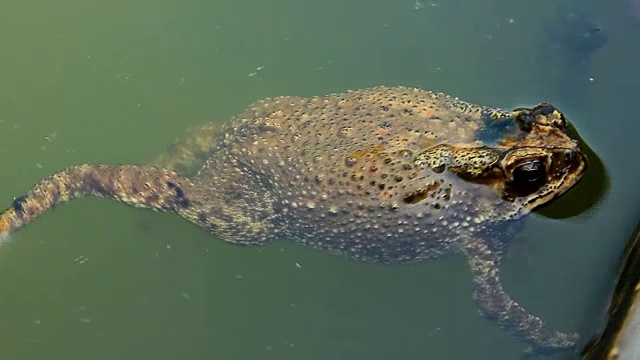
[0,86,586,353]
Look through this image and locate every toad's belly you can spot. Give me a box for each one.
[278,205,465,264]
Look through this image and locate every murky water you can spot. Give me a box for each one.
[0,0,637,359]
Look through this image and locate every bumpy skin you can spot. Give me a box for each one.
[0,86,586,353]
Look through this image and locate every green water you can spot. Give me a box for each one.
[0,0,638,359]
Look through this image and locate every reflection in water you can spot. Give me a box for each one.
[547,4,608,61]
[581,220,640,359]
[536,122,610,219]
[627,0,640,24]
[541,0,608,105]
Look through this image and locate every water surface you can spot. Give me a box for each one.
[0,0,638,359]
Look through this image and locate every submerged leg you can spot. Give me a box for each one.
[151,122,220,177]
[461,238,578,353]
[0,164,195,236]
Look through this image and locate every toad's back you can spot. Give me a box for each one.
[195,86,511,263]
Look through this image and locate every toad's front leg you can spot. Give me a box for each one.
[460,237,578,354]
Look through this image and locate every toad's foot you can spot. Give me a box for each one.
[151,122,220,177]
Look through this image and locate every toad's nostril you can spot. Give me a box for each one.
[563,150,574,162]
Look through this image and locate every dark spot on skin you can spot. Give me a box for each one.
[12,196,27,212]
[432,164,446,173]
[345,156,357,167]
[166,181,184,197]
[50,191,61,208]
[442,187,452,201]
[381,105,390,111]
[398,149,412,157]
[166,181,190,208]
[403,189,429,204]
[514,110,535,132]
[198,212,208,223]
[146,193,160,203]
[557,112,567,127]
[84,176,107,195]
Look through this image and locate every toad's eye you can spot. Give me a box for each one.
[512,160,546,186]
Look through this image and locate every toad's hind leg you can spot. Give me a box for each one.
[0,165,199,236]
[151,122,220,177]
[461,238,578,354]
